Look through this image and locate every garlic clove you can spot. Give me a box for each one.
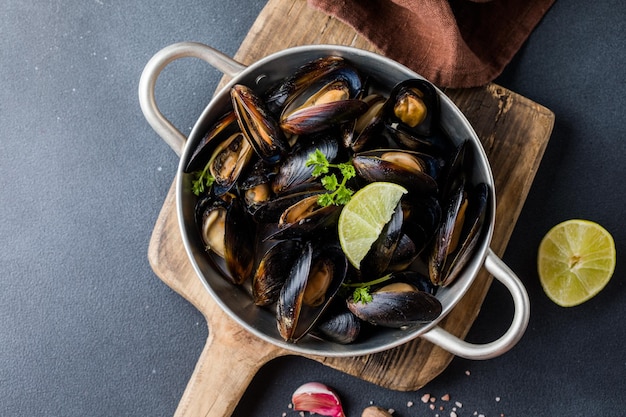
[291,382,345,417]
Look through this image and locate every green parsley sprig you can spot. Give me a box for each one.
[342,274,395,304]
[305,149,356,207]
[190,162,216,196]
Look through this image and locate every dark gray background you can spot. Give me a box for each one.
[1,1,624,416]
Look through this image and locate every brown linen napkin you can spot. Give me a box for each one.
[307,0,555,88]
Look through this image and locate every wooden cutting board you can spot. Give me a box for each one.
[147,0,555,416]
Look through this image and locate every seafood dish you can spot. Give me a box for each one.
[184,55,489,345]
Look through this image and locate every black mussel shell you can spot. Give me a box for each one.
[310,302,361,344]
[401,195,442,243]
[252,240,302,306]
[231,84,289,165]
[352,151,439,196]
[209,131,254,196]
[440,140,472,202]
[429,179,489,287]
[384,78,440,139]
[277,241,347,341]
[251,188,324,224]
[272,134,340,195]
[196,194,255,286]
[387,233,421,272]
[238,158,278,213]
[223,197,256,285]
[185,111,238,173]
[280,66,365,135]
[266,194,341,241]
[264,56,348,116]
[281,99,368,136]
[357,148,444,180]
[347,281,442,328]
[197,193,229,259]
[346,93,388,153]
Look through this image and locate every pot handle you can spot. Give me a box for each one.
[138,42,246,156]
[420,248,530,360]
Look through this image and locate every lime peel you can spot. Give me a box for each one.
[537,219,616,307]
[338,182,408,269]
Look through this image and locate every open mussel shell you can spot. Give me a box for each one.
[280,65,367,135]
[196,194,256,286]
[346,93,388,152]
[265,194,341,241]
[208,131,254,196]
[231,84,289,165]
[238,158,278,213]
[197,194,229,259]
[277,241,348,341]
[352,149,440,195]
[263,55,348,115]
[429,180,489,287]
[347,278,442,328]
[250,187,323,224]
[281,99,368,136]
[384,78,440,139]
[184,111,238,173]
[252,240,303,306]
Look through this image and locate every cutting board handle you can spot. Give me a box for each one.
[174,319,284,417]
[138,42,246,156]
[421,248,530,359]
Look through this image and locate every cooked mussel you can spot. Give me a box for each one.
[251,188,324,224]
[347,278,442,328]
[252,240,302,306]
[238,158,278,213]
[277,241,348,341]
[280,66,367,135]
[264,55,348,115]
[429,181,488,286]
[198,195,228,259]
[185,111,238,173]
[208,131,254,196]
[231,84,289,164]
[266,194,341,241]
[344,93,388,152]
[272,134,341,195]
[198,195,256,285]
[384,78,439,139]
[352,149,440,195]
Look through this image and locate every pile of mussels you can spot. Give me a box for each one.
[185,55,489,344]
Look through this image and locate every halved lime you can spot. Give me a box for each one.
[537,219,616,307]
[338,182,408,269]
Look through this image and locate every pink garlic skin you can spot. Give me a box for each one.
[291,382,346,417]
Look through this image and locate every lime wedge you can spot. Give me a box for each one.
[338,182,407,269]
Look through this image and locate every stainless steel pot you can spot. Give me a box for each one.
[139,42,530,360]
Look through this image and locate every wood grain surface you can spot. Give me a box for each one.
[147,0,555,415]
